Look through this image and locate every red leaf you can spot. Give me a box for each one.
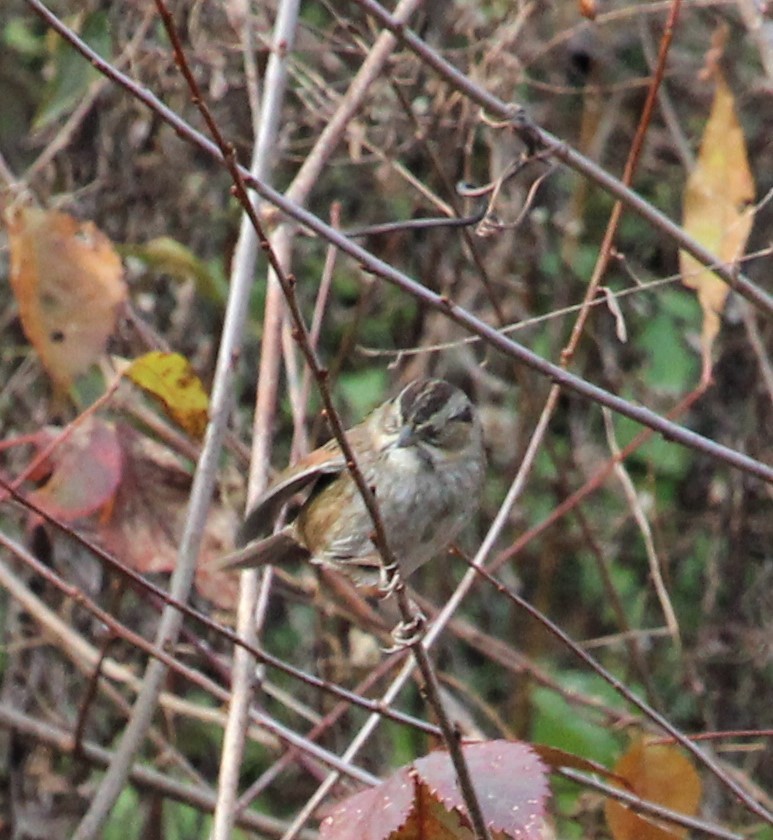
[413,741,549,838]
[320,767,414,840]
[28,418,123,522]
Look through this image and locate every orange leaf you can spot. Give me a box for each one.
[5,206,127,390]
[680,72,755,381]
[125,351,209,439]
[605,739,702,840]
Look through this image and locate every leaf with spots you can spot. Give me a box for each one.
[5,206,127,391]
[413,741,549,838]
[320,767,415,840]
[320,741,550,840]
[125,351,209,439]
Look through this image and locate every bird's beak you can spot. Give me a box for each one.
[396,425,417,448]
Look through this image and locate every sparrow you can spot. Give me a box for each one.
[219,378,485,588]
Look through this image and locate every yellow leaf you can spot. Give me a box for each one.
[680,72,755,380]
[605,739,702,840]
[5,206,127,390]
[125,351,209,438]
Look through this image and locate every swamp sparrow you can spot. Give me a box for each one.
[220,378,485,587]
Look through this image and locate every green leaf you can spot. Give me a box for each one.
[531,673,622,766]
[613,413,691,479]
[33,11,111,130]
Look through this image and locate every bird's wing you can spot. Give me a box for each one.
[215,527,311,570]
[237,442,346,546]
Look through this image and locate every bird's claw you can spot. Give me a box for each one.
[381,609,427,653]
[377,561,401,597]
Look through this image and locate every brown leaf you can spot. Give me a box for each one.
[531,743,629,789]
[94,426,237,581]
[5,206,127,390]
[680,72,755,381]
[604,739,702,840]
[321,741,549,839]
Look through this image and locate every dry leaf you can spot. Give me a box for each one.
[25,422,240,608]
[27,418,123,523]
[5,206,127,390]
[125,351,209,439]
[680,72,755,381]
[605,739,702,840]
[94,426,236,577]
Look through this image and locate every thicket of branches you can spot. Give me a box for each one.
[0,0,771,838]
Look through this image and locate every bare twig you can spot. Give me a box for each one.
[24,0,773,484]
[558,768,742,840]
[0,532,386,785]
[0,478,446,736]
[169,0,303,834]
[350,0,773,317]
[466,559,772,825]
[602,407,680,645]
[0,703,318,840]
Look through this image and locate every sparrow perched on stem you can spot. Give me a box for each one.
[220,378,485,588]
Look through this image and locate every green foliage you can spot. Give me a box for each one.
[339,367,389,417]
[530,673,623,766]
[160,802,212,840]
[577,547,648,628]
[104,787,142,840]
[638,289,701,392]
[119,238,228,304]
[3,16,46,58]
[34,11,111,129]
[613,413,693,479]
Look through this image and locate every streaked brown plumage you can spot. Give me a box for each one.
[219,378,485,587]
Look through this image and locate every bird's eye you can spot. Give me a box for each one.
[450,405,473,424]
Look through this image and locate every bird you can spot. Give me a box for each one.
[218,378,485,588]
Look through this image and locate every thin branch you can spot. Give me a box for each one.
[0,703,318,840]
[155,0,303,834]
[0,533,385,786]
[0,479,446,737]
[468,560,773,824]
[602,407,680,646]
[558,768,742,840]
[23,0,773,484]
[351,0,773,318]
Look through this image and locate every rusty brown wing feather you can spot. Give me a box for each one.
[237,440,346,547]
